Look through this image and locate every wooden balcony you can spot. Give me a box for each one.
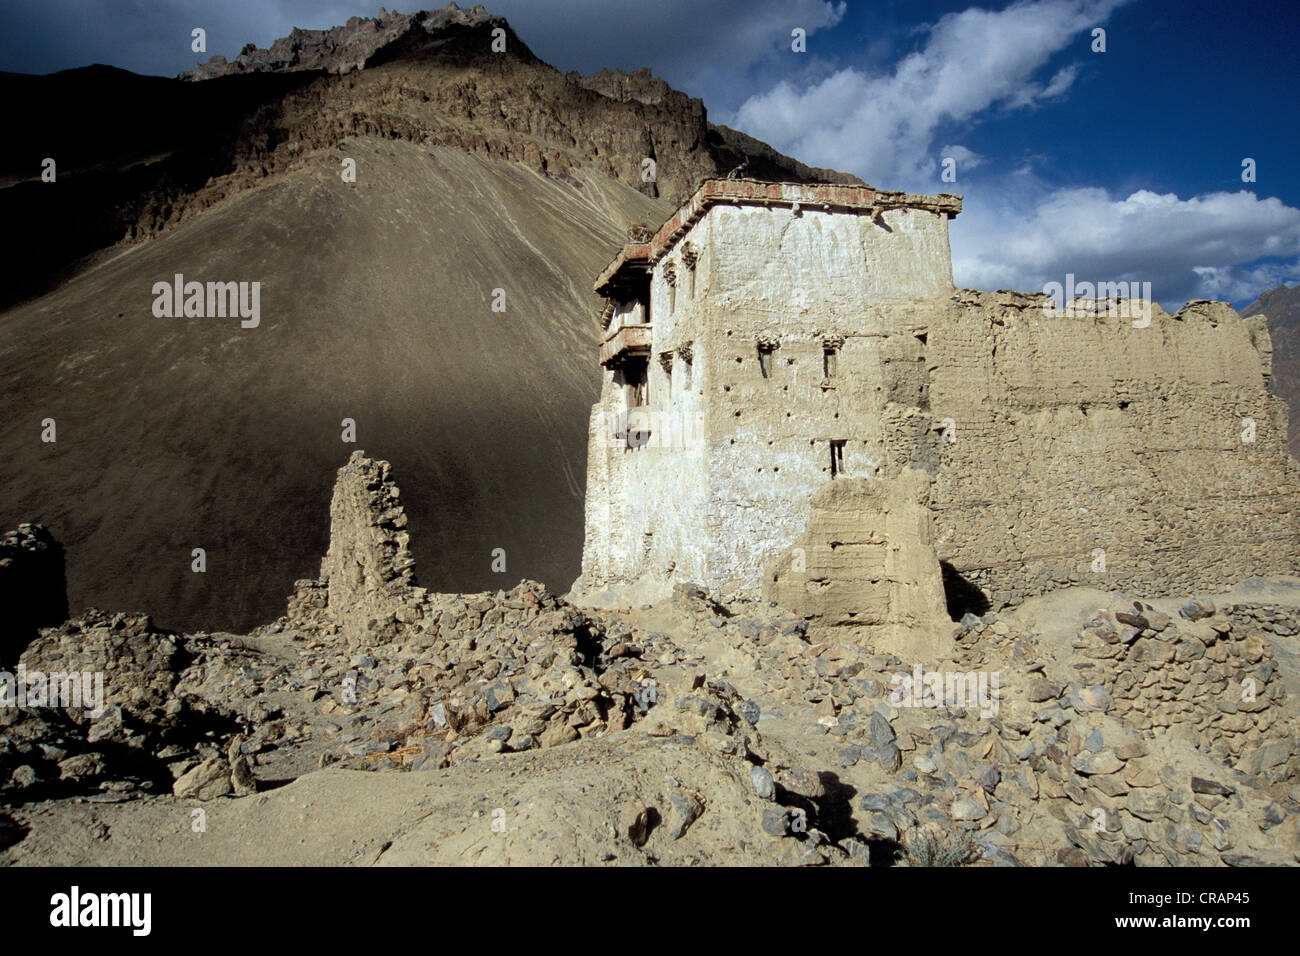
[599,324,652,367]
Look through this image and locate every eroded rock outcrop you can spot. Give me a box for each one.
[180,5,507,80]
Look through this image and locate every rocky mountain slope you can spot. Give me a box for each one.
[1243,284,1300,458]
[0,4,856,633]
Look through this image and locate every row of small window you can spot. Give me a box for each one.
[652,343,843,394]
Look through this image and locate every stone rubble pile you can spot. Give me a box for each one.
[632,586,1299,866]
[1225,601,1300,637]
[1,610,243,803]
[1071,600,1295,777]
[3,451,1298,867]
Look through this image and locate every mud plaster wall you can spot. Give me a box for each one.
[763,470,950,659]
[927,293,1300,607]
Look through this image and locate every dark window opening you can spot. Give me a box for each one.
[830,440,847,477]
[624,356,649,409]
[758,344,775,378]
[823,347,838,378]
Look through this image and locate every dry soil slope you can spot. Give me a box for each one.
[0,139,668,632]
[1243,283,1300,459]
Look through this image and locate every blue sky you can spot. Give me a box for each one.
[2,0,1297,307]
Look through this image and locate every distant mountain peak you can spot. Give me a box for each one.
[179,3,524,81]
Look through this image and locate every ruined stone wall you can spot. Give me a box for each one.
[927,292,1300,606]
[1071,603,1296,784]
[318,451,418,644]
[0,523,68,665]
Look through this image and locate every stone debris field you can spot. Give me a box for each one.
[3,453,1298,867]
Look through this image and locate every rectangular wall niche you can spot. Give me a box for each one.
[660,351,674,396]
[830,440,847,477]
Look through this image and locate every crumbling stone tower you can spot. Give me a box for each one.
[572,178,1300,635]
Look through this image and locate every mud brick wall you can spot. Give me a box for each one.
[763,469,950,661]
[928,293,1300,607]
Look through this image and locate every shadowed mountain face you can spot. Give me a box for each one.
[0,6,854,632]
[1243,284,1300,459]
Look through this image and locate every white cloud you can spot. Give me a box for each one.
[1005,63,1078,108]
[939,144,985,172]
[730,0,1125,187]
[725,0,1295,308]
[951,186,1300,306]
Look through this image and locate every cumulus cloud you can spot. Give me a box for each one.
[939,144,985,173]
[726,0,1296,308]
[730,0,1125,187]
[951,186,1300,307]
